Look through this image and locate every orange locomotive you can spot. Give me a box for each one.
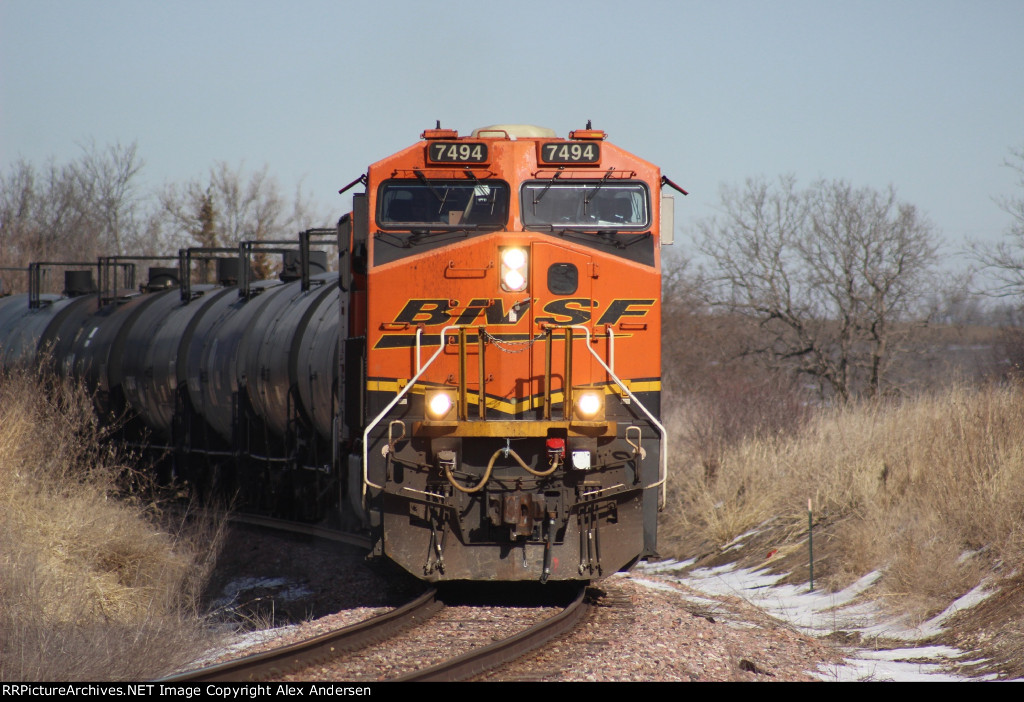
[342,124,681,581]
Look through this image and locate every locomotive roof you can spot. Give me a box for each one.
[470,124,556,138]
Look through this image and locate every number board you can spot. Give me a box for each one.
[539,141,601,164]
[426,142,489,164]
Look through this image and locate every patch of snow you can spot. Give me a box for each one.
[226,576,291,591]
[629,576,722,608]
[722,528,760,552]
[914,582,997,638]
[641,557,696,572]
[680,562,787,593]
[211,576,314,609]
[627,576,680,594]
[182,624,298,669]
[819,652,966,683]
[638,560,1006,681]
[220,625,297,654]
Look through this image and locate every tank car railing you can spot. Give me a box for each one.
[98,255,179,303]
[179,247,239,302]
[238,231,338,296]
[27,261,99,309]
[177,229,338,303]
[239,240,296,299]
[299,228,338,292]
[97,258,138,302]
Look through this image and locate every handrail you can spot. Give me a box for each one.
[569,324,668,509]
[27,260,98,309]
[361,323,667,510]
[362,325,459,498]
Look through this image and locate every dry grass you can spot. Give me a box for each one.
[662,381,1024,619]
[0,368,222,681]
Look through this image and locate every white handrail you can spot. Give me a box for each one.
[361,323,668,510]
[415,326,422,373]
[570,325,667,508]
[362,325,458,498]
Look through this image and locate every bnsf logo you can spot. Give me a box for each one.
[391,298,655,327]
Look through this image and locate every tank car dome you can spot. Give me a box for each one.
[64,270,97,297]
[145,267,179,292]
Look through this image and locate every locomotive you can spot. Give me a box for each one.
[0,124,683,582]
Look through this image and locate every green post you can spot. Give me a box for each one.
[808,498,814,592]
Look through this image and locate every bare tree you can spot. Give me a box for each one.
[158,162,321,247]
[157,162,327,279]
[662,252,812,479]
[1,148,331,292]
[72,141,145,254]
[0,143,147,279]
[694,177,939,401]
[970,145,1024,298]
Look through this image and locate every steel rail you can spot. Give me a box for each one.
[394,585,589,682]
[160,588,441,683]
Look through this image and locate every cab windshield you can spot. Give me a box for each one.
[521,181,650,230]
[378,179,509,230]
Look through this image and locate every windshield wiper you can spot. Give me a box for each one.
[532,167,564,207]
[583,168,616,213]
[413,169,446,204]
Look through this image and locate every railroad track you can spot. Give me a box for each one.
[163,585,591,683]
[396,585,589,682]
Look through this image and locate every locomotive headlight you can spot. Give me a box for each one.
[500,247,528,292]
[425,389,455,420]
[575,390,604,420]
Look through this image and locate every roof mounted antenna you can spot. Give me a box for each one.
[436,119,441,129]
[586,119,592,129]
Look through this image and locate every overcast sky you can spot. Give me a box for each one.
[2,0,1022,257]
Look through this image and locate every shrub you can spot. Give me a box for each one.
[0,368,220,680]
[661,382,1024,617]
